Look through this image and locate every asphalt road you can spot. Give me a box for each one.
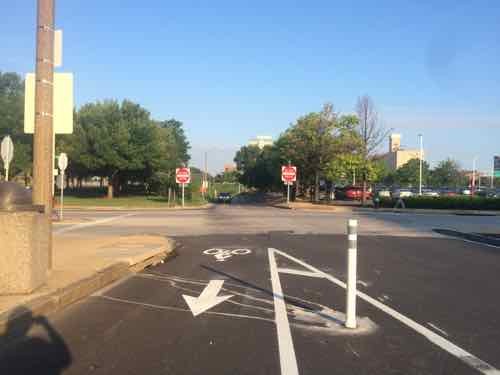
[2,203,500,374]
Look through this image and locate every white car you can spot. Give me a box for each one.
[422,189,439,197]
[377,189,391,198]
[392,189,414,199]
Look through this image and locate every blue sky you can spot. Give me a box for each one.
[2,0,499,174]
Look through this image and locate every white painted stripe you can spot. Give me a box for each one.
[348,219,358,227]
[268,249,300,375]
[54,213,135,234]
[357,280,369,287]
[427,322,449,337]
[270,248,500,375]
[277,268,323,278]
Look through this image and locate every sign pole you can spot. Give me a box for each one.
[60,169,64,220]
[345,219,358,329]
[1,136,14,182]
[182,183,185,208]
[287,183,290,205]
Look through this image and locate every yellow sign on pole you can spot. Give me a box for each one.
[24,72,74,134]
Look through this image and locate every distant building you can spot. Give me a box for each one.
[249,136,273,149]
[224,164,237,173]
[382,134,423,170]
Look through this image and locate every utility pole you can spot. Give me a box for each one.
[418,134,423,196]
[472,157,477,195]
[33,0,55,215]
[204,151,208,200]
[33,0,55,269]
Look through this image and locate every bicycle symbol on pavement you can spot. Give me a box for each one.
[203,248,252,262]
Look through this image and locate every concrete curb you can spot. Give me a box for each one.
[60,203,215,211]
[354,207,500,216]
[0,239,177,341]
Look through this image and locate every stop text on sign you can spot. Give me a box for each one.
[281,165,297,183]
[176,167,191,184]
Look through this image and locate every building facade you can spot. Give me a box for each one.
[382,134,423,170]
[249,136,273,149]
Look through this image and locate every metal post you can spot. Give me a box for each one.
[472,157,477,195]
[5,166,9,182]
[182,183,185,208]
[287,183,290,205]
[345,219,358,329]
[418,134,423,196]
[59,170,64,220]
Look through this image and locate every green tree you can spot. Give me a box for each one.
[389,158,430,187]
[430,159,466,188]
[0,72,32,182]
[234,145,263,187]
[276,103,349,201]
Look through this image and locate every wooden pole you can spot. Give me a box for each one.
[32,0,55,268]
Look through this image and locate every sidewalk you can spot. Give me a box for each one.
[0,232,176,339]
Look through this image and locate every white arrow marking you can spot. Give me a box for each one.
[182,280,233,317]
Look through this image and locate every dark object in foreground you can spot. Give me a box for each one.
[217,192,232,203]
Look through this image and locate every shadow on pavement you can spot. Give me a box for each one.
[0,306,72,375]
[201,264,344,326]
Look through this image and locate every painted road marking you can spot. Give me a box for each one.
[269,249,300,375]
[203,248,252,262]
[54,213,135,234]
[427,322,449,337]
[269,248,500,375]
[276,268,324,278]
[182,280,233,317]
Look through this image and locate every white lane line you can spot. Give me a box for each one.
[54,213,135,234]
[269,249,300,375]
[427,322,449,337]
[277,268,323,278]
[357,280,369,287]
[270,248,500,375]
[97,295,274,324]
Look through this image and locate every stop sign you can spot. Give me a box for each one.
[176,167,191,184]
[281,166,297,183]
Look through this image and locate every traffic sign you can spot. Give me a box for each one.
[1,136,14,181]
[1,136,14,166]
[281,165,297,183]
[58,153,68,171]
[495,156,500,178]
[176,167,191,184]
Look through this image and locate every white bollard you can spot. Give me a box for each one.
[345,219,358,329]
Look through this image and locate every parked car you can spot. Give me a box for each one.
[391,188,414,199]
[334,186,372,201]
[439,188,459,196]
[461,188,472,196]
[374,187,391,198]
[422,189,439,197]
[217,192,232,203]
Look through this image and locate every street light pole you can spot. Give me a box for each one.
[472,157,478,195]
[418,134,423,195]
[33,0,55,214]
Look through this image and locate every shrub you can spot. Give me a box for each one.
[379,196,500,210]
